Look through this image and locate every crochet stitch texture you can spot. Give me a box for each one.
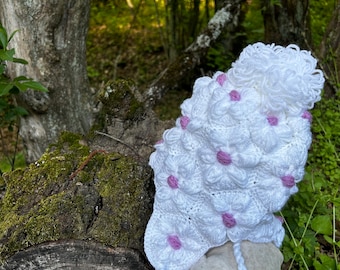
[144,42,325,270]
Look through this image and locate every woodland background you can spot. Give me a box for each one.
[0,0,339,269]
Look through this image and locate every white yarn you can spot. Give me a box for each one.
[233,242,247,270]
[144,43,324,270]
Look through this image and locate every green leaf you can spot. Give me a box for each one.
[313,254,337,270]
[7,29,18,43]
[13,57,28,65]
[0,48,15,61]
[293,245,304,255]
[13,81,28,92]
[0,82,14,96]
[20,80,48,92]
[13,106,28,116]
[323,235,334,245]
[13,75,30,82]
[311,215,332,236]
[0,26,8,49]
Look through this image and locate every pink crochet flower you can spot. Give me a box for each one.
[144,212,207,270]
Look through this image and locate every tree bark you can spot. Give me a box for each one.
[261,0,311,48]
[318,0,340,98]
[0,0,94,163]
[0,240,150,270]
[144,0,245,109]
[166,0,179,61]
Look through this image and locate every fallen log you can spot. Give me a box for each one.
[0,240,150,270]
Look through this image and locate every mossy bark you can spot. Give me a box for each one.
[0,132,154,264]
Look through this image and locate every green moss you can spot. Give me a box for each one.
[0,132,90,259]
[0,176,4,188]
[0,131,152,263]
[98,79,144,121]
[88,153,152,249]
[24,192,72,242]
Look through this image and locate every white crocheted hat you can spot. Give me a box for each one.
[144,42,324,270]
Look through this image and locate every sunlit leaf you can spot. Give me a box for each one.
[311,215,332,236]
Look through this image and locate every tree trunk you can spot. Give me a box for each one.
[166,0,179,61]
[0,0,94,163]
[318,0,340,98]
[189,0,201,39]
[261,0,311,48]
[144,0,245,109]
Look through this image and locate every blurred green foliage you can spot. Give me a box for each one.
[310,0,336,49]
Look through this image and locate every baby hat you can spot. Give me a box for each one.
[144,42,324,270]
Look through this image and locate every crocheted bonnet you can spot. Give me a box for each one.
[144,42,324,270]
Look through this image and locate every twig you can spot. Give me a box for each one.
[69,149,107,180]
[94,130,139,156]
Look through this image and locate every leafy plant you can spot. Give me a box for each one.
[0,24,47,172]
[281,92,340,269]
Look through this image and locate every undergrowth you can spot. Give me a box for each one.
[281,92,340,269]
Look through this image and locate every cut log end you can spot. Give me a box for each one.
[0,240,151,270]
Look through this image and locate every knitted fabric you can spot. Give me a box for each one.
[144,42,324,270]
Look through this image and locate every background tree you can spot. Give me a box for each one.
[165,0,208,61]
[0,0,94,163]
[145,0,245,108]
[260,0,311,48]
[319,0,340,97]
